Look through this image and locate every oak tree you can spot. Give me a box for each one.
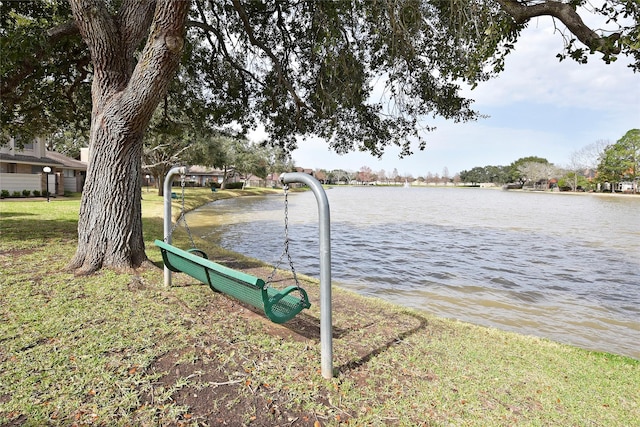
[597,129,640,191]
[2,1,638,274]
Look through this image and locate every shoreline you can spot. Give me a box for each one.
[179,186,640,360]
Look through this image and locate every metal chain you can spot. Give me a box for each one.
[180,174,197,248]
[166,177,181,240]
[267,184,301,290]
[283,185,300,287]
[166,172,196,249]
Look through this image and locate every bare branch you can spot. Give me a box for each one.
[496,0,622,57]
[230,0,311,115]
[46,19,80,40]
[186,18,261,87]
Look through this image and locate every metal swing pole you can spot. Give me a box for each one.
[280,172,333,379]
[163,166,187,287]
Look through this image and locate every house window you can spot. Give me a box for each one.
[23,142,34,151]
[7,163,17,173]
[64,169,75,178]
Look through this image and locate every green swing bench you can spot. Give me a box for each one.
[155,239,311,324]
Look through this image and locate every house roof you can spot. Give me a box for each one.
[0,151,86,170]
[45,151,87,170]
[0,153,64,166]
[186,165,225,175]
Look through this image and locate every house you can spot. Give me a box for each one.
[180,166,299,188]
[616,181,637,193]
[0,137,87,195]
[182,165,228,187]
[255,168,313,188]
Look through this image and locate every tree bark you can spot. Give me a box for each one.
[67,0,189,274]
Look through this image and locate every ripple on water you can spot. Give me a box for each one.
[489,276,519,289]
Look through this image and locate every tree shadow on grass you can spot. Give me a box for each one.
[202,284,430,376]
[162,269,431,378]
[0,211,37,218]
[255,305,431,376]
[335,311,429,376]
[0,218,78,241]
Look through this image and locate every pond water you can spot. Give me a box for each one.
[187,187,640,359]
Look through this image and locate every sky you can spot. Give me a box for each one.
[251,14,639,178]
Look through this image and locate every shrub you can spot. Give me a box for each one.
[22,189,31,197]
[224,182,245,190]
[12,191,22,197]
[1,190,8,198]
[33,190,41,197]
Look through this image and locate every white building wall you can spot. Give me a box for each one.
[0,173,42,193]
[63,175,82,193]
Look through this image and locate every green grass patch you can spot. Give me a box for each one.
[1,193,638,426]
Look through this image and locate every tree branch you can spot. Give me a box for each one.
[496,0,621,57]
[117,0,157,62]
[186,18,261,87]
[46,19,81,40]
[230,0,311,114]
[124,2,190,130]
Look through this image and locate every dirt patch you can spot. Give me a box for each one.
[0,248,37,258]
[139,265,429,426]
[139,285,325,426]
[143,347,315,426]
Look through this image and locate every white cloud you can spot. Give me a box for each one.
[464,22,638,112]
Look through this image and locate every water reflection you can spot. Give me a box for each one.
[189,188,640,358]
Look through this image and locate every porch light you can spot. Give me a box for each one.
[43,166,52,202]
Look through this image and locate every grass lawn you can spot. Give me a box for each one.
[1,189,638,426]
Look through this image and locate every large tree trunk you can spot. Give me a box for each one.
[68,108,147,274]
[67,0,189,275]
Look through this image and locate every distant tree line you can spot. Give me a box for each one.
[310,129,639,193]
[458,129,639,192]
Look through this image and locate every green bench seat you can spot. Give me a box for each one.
[155,239,311,324]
